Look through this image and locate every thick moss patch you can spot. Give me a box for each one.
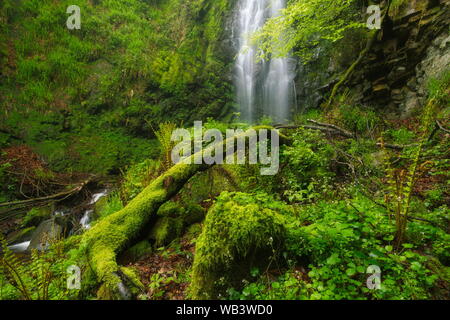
[189,192,292,299]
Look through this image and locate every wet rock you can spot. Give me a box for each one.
[347,0,449,114]
[6,227,36,245]
[28,219,63,251]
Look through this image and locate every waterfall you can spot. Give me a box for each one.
[234,0,296,123]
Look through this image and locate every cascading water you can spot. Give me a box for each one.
[234,0,296,123]
[7,190,108,253]
[235,0,266,123]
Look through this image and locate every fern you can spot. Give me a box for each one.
[0,235,32,300]
[152,121,178,172]
[382,98,438,250]
[0,234,70,300]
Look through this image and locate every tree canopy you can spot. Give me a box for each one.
[253,0,364,62]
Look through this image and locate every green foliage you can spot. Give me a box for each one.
[227,270,308,300]
[22,206,53,228]
[0,235,83,300]
[0,0,234,174]
[382,98,439,249]
[337,104,380,135]
[427,70,450,102]
[149,216,185,248]
[227,195,446,300]
[280,128,335,203]
[153,122,178,172]
[79,153,209,298]
[120,159,162,202]
[123,241,153,262]
[386,128,416,145]
[93,192,124,221]
[0,160,14,201]
[253,0,364,62]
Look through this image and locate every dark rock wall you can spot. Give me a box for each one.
[295,0,449,117]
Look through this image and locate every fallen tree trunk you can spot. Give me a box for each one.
[79,127,281,299]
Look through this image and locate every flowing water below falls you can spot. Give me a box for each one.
[7,190,108,253]
[80,190,108,229]
[234,0,296,123]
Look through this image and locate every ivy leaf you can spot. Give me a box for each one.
[326,253,341,265]
[346,268,356,276]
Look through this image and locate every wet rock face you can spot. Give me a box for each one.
[295,0,449,115]
[349,0,450,118]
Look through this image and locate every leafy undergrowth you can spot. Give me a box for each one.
[129,237,195,300]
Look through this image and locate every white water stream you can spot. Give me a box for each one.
[80,190,108,230]
[7,190,108,252]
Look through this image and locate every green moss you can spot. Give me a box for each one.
[183,203,206,225]
[149,217,184,247]
[157,201,184,217]
[21,205,53,228]
[80,153,208,297]
[1,0,234,175]
[79,128,274,297]
[157,200,205,224]
[122,240,153,262]
[189,192,291,299]
[93,192,123,221]
[119,266,145,297]
[184,223,203,244]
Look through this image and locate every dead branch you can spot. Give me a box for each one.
[0,179,91,209]
[276,121,414,150]
[436,120,450,134]
[307,119,355,138]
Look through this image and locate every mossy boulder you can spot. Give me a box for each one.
[157,201,184,218]
[79,128,275,298]
[184,223,203,244]
[6,227,36,245]
[93,196,109,219]
[189,192,291,299]
[29,219,63,251]
[183,203,206,225]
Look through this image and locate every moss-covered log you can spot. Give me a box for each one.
[79,127,284,299]
[80,156,209,298]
